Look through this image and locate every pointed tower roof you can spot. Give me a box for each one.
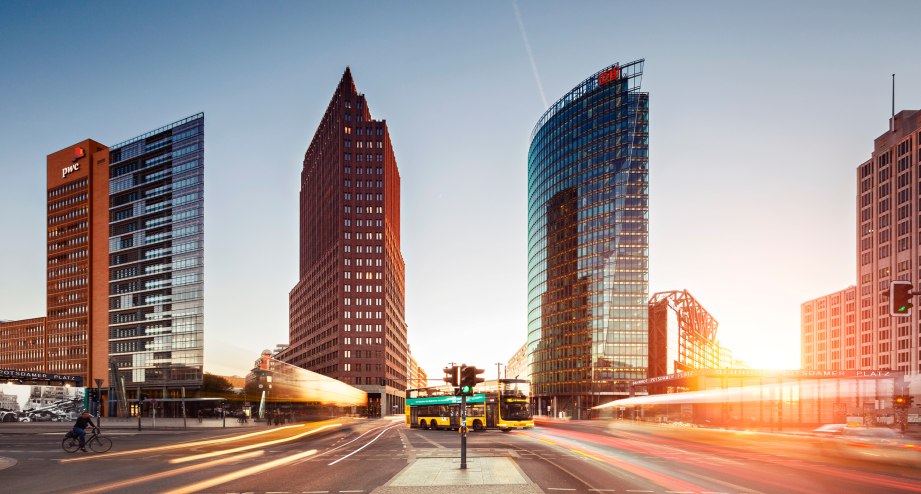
[337,66,357,97]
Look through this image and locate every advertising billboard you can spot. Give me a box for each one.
[0,383,85,423]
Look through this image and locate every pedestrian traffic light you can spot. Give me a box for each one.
[443,365,460,388]
[459,366,484,396]
[889,281,914,317]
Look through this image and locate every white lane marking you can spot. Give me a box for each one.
[302,491,329,493]
[328,425,398,465]
[547,489,576,492]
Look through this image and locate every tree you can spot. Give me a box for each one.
[201,373,234,396]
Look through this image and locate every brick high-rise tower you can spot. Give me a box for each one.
[284,68,408,416]
[45,141,110,386]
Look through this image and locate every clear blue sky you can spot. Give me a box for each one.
[1,1,919,379]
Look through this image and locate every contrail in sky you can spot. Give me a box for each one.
[513,0,549,109]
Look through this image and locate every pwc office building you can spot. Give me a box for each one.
[0,114,204,415]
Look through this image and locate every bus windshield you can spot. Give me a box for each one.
[499,379,532,420]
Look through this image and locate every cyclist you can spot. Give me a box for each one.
[72,411,96,452]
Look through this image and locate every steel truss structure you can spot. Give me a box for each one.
[648,290,721,379]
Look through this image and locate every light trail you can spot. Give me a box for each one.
[59,422,310,463]
[517,430,708,493]
[82,450,264,494]
[531,425,921,493]
[593,378,894,408]
[169,423,341,464]
[163,448,318,494]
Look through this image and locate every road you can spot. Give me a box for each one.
[1,417,919,493]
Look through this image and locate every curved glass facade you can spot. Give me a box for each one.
[527,60,649,417]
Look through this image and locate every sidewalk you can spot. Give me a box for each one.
[0,416,279,434]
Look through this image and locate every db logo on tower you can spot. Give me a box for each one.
[598,66,621,86]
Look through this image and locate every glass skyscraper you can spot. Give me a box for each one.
[107,114,205,399]
[527,60,649,418]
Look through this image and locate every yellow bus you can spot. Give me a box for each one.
[405,379,533,432]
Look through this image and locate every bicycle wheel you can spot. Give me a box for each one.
[62,436,80,453]
[89,435,112,453]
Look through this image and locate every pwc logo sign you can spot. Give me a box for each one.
[598,65,621,86]
[62,147,84,178]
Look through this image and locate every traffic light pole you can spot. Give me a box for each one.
[460,393,467,469]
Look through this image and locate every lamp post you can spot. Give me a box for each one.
[94,378,103,426]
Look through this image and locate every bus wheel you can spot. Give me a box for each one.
[472,420,484,431]
[429,420,438,430]
[500,428,511,433]
[420,420,428,430]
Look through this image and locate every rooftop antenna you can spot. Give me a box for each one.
[891,73,895,132]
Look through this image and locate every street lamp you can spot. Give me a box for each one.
[94,378,103,425]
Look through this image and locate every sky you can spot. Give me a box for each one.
[1,1,920,381]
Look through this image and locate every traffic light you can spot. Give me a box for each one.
[443,365,460,388]
[895,395,907,409]
[459,366,484,396]
[889,281,914,317]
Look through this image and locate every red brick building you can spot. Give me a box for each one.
[0,317,47,374]
[282,68,408,416]
[0,142,111,387]
[45,141,111,386]
[801,286,857,370]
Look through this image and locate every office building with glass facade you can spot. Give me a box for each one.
[0,114,204,415]
[107,113,205,400]
[527,60,649,419]
[647,290,729,384]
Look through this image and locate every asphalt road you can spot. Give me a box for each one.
[1,418,919,494]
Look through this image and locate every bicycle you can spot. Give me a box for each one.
[62,428,112,453]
